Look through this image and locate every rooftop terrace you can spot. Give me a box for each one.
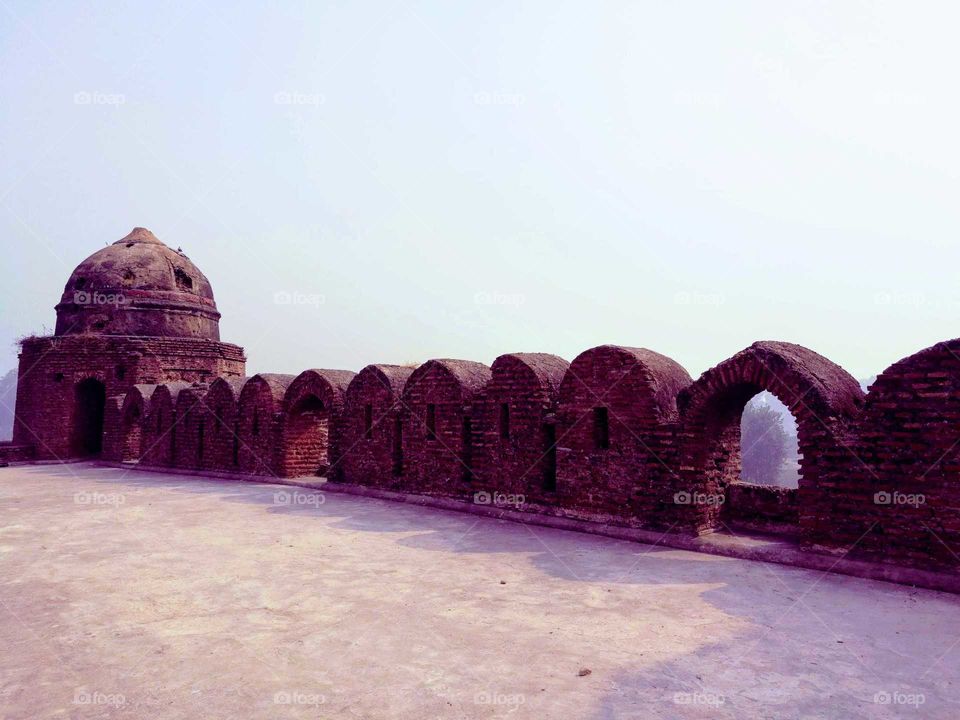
[1,463,957,719]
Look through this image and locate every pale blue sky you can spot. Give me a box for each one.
[2,1,958,380]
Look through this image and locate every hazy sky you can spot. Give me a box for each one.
[2,1,958,380]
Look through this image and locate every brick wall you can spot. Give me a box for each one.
[723,484,799,536]
[24,334,960,573]
[13,335,244,460]
[0,442,35,465]
[399,359,491,497]
[472,353,568,506]
[277,369,355,479]
[173,385,208,470]
[340,365,414,489]
[104,384,157,462]
[556,346,692,528]
[677,341,864,536]
[828,340,960,567]
[203,377,246,471]
[139,382,191,467]
[236,374,293,477]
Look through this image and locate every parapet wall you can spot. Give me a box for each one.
[89,338,960,572]
[14,335,245,460]
[0,442,35,465]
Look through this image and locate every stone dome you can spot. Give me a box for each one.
[54,227,222,339]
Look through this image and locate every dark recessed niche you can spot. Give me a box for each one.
[174,267,194,292]
[116,365,126,380]
[53,372,64,382]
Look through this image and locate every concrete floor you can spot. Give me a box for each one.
[0,464,958,719]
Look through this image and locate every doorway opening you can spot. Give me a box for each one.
[72,378,106,456]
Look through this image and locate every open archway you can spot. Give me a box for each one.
[685,382,802,535]
[677,341,863,536]
[740,391,800,489]
[72,378,106,456]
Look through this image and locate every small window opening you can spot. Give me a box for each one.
[392,416,403,476]
[232,422,240,465]
[499,403,510,440]
[426,404,437,440]
[542,423,557,492]
[364,404,373,439]
[461,417,474,482]
[174,267,194,292]
[593,407,610,450]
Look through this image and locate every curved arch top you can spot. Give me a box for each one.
[347,364,416,403]
[490,353,569,400]
[403,359,492,404]
[208,376,248,405]
[120,384,159,418]
[679,341,864,424]
[282,369,356,413]
[238,373,295,412]
[559,345,692,424]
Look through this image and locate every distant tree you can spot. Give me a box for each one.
[740,401,790,486]
[0,369,16,441]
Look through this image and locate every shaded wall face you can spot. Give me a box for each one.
[556,360,679,527]
[678,383,760,532]
[340,376,401,488]
[402,372,471,495]
[140,398,175,467]
[13,336,244,460]
[0,444,34,464]
[202,392,239,471]
[237,385,280,476]
[837,346,960,567]
[119,405,143,462]
[173,393,207,470]
[473,375,555,503]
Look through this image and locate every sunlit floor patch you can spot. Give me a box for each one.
[0,463,957,719]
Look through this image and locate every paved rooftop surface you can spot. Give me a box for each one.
[1,463,958,719]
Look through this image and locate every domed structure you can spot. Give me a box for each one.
[54,227,222,339]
